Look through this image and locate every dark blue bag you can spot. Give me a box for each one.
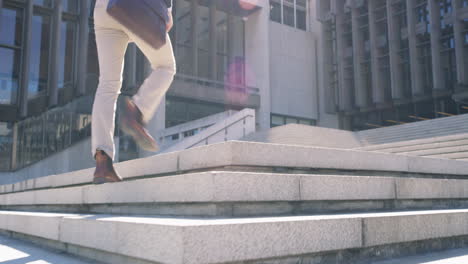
[107,0,169,49]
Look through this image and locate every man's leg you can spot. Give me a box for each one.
[131,33,176,123]
[91,26,129,161]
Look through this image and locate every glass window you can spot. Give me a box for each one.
[166,97,225,128]
[0,122,13,171]
[62,0,79,14]
[58,20,78,90]
[269,0,307,30]
[283,0,295,27]
[175,0,192,75]
[171,0,246,81]
[296,0,307,30]
[285,117,297,124]
[270,0,281,23]
[0,48,20,105]
[86,26,99,94]
[0,7,23,47]
[34,0,54,8]
[197,4,210,79]
[271,115,285,127]
[29,14,51,99]
[216,10,228,81]
[227,15,245,86]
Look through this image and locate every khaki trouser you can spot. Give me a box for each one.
[91,0,176,161]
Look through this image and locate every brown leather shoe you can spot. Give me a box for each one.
[120,97,159,152]
[93,150,123,184]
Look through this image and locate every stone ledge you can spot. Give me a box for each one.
[0,211,362,264]
[3,172,468,207]
[2,210,468,263]
[2,141,468,195]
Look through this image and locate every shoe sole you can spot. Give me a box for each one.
[93,177,122,185]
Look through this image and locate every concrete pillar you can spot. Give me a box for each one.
[49,0,63,106]
[351,5,367,108]
[335,3,353,111]
[321,21,335,113]
[209,1,217,80]
[245,2,270,130]
[428,0,444,92]
[19,0,34,117]
[76,0,89,96]
[368,0,384,104]
[406,0,424,96]
[190,0,198,76]
[386,0,404,100]
[454,0,467,85]
[10,122,18,170]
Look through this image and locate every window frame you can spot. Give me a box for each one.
[269,0,308,31]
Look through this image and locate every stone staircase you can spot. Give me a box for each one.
[356,114,468,146]
[1,141,468,263]
[355,133,468,161]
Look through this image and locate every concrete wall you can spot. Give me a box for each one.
[245,1,271,131]
[269,22,318,121]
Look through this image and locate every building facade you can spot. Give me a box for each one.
[317,0,468,130]
[0,0,327,173]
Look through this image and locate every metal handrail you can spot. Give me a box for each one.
[186,114,254,149]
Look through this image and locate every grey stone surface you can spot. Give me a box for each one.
[2,210,468,263]
[83,172,215,204]
[363,210,468,247]
[0,234,97,264]
[0,211,64,241]
[2,140,468,196]
[372,247,468,264]
[60,215,184,264]
[180,216,361,264]
[211,171,299,202]
[407,156,468,175]
[396,178,468,199]
[300,175,395,200]
[5,171,468,208]
[228,141,410,172]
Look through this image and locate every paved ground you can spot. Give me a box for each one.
[0,235,96,264]
[373,248,468,264]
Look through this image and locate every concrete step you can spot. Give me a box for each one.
[424,151,468,160]
[358,114,468,138]
[359,126,468,145]
[358,133,468,151]
[398,145,468,156]
[2,171,468,217]
[360,122,468,140]
[2,141,468,195]
[357,134,468,152]
[359,121,468,138]
[2,209,468,264]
